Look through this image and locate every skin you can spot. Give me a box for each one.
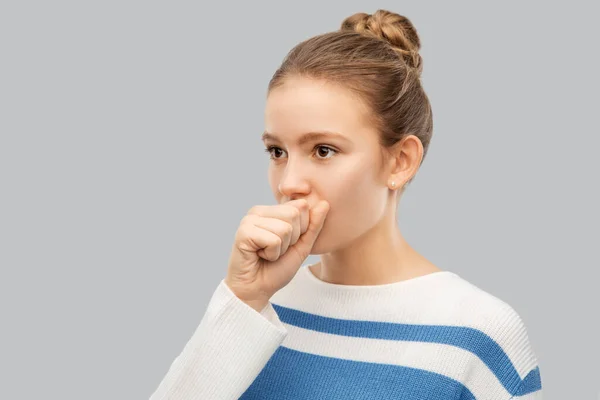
[263,76,442,286]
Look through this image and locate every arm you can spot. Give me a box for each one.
[497,306,543,400]
[149,279,288,400]
[507,365,543,399]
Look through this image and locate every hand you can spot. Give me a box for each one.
[224,199,330,312]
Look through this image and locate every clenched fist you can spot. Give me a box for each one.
[225,199,330,312]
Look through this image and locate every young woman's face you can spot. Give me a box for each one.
[263,77,391,254]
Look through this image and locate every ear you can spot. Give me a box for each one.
[387,134,423,185]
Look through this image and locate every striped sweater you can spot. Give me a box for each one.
[149,264,543,399]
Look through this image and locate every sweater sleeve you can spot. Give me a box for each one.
[494,305,543,400]
[148,279,288,400]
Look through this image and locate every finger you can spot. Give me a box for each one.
[251,216,294,256]
[249,200,309,236]
[277,200,329,267]
[240,223,282,261]
[293,200,329,257]
[284,199,310,235]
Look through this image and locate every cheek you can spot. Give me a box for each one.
[318,166,383,238]
[327,164,377,210]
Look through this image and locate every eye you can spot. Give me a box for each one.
[264,146,285,160]
[314,145,337,160]
[264,145,338,161]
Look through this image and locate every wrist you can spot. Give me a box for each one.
[224,278,269,313]
[243,298,270,313]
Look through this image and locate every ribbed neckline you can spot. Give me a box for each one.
[302,263,458,293]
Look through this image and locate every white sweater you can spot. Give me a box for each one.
[149,264,542,399]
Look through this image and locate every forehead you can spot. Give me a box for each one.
[264,77,374,143]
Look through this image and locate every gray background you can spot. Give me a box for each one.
[1,1,598,399]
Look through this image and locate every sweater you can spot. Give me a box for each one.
[149,263,543,399]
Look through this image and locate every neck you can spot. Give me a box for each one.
[310,209,441,286]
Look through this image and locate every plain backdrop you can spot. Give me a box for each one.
[1,1,598,399]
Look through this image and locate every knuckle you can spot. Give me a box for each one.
[289,206,300,220]
[285,222,294,236]
[240,214,253,226]
[247,205,262,215]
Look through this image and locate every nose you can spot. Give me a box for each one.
[277,158,310,199]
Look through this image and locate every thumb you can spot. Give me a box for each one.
[291,200,329,257]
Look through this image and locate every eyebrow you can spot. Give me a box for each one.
[261,131,351,145]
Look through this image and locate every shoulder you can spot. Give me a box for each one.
[439,274,542,391]
[440,274,537,350]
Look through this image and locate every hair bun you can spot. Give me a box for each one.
[341,10,423,73]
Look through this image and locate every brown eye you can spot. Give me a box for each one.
[264,145,338,161]
[264,146,285,159]
[314,145,337,160]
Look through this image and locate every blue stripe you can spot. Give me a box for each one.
[241,346,476,399]
[515,366,542,396]
[272,303,542,396]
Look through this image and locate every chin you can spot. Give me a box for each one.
[308,234,331,255]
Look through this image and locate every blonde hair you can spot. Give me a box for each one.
[268,10,433,189]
